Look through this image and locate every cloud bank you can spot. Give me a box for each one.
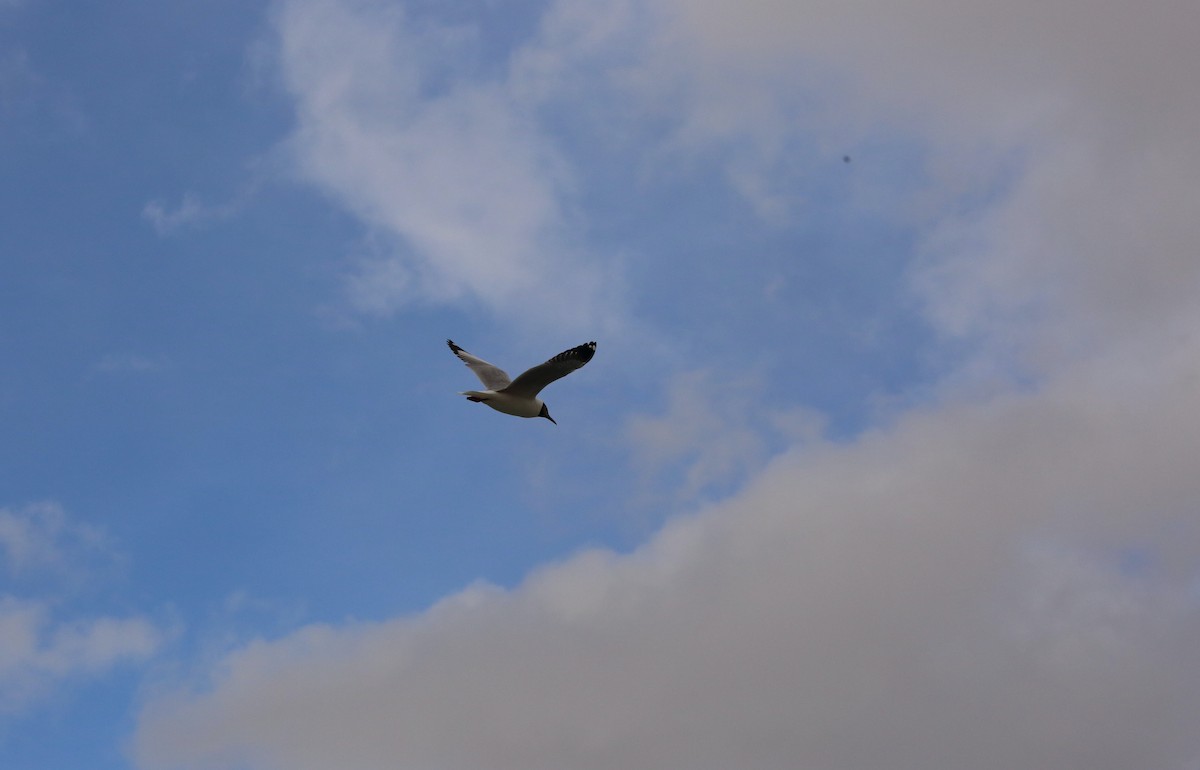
[135,343,1200,769]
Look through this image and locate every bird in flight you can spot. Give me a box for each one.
[447,339,597,424]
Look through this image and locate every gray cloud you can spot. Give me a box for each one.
[659,0,1200,369]
[135,341,1200,769]
[626,369,826,502]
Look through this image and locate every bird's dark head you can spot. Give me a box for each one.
[538,403,557,425]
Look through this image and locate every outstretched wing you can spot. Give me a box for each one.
[503,341,596,398]
[447,340,511,390]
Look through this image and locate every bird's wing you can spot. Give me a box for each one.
[502,341,596,398]
[447,340,511,390]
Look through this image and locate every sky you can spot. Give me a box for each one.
[2,0,1200,768]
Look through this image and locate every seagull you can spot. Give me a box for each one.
[447,339,597,424]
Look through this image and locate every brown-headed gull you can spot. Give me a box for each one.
[447,339,596,424]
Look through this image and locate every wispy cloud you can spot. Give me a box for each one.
[272,0,625,330]
[0,48,35,111]
[0,503,169,716]
[91,352,168,375]
[0,502,110,580]
[0,596,165,715]
[142,192,245,235]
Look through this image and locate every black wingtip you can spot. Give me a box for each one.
[447,339,463,354]
[558,341,596,364]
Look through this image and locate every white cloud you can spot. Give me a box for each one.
[272,0,623,330]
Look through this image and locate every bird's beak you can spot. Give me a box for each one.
[543,414,557,425]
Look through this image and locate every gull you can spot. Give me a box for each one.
[447,339,596,424]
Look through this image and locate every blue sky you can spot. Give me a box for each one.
[3,1,1200,769]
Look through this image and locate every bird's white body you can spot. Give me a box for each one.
[460,390,546,418]
[447,339,596,424]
